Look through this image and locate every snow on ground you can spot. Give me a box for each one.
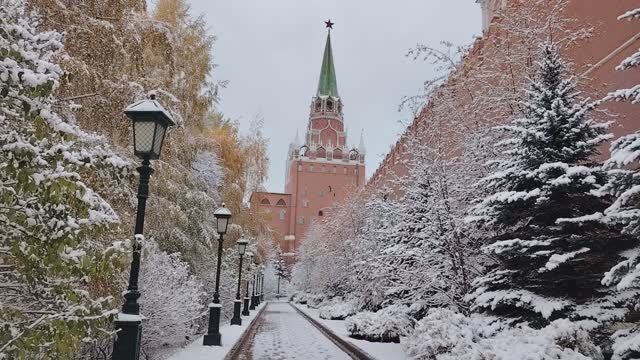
[292,303,408,360]
[235,301,351,360]
[165,303,265,360]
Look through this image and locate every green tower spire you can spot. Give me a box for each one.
[316,30,339,97]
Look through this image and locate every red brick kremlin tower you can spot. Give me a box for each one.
[251,21,366,259]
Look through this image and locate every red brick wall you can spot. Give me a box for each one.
[369,0,640,193]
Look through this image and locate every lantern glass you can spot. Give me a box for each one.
[133,121,156,155]
[217,217,229,234]
[236,240,248,255]
[213,204,232,235]
[125,98,175,160]
[152,123,167,156]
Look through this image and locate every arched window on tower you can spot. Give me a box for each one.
[276,199,286,206]
[318,210,324,217]
[317,147,326,159]
[333,148,343,160]
[349,149,359,160]
[315,99,321,112]
[260,198,271,205]
[326,99,334,111]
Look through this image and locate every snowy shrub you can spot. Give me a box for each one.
[403,308,602,360]
[307,293,329,309]
[139,240,205,355]
[319,298,358,320]
[611,325,640,360]
[290,291,308,304]
[346,305,414,343]
[402,308,497,359]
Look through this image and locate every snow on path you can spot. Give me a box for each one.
[166,303,265,360]
[291,303,407,360]
[234,302,351,360]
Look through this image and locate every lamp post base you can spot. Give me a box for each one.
[230,299,242,325]
[242,297,250,316]
[203,304,222,346]
[112,315,143,360]
[203,332,221,346]
[250,295,257,310]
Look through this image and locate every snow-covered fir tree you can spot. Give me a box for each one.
[274,246,290,281]
[0,2,131,358]
[466,44,630,326]
[597,8,640,360]
[599,7,640,292]
[378,166,456,311]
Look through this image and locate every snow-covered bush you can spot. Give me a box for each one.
[402,308,498,359]
[139,240,205,355]
[402,308,602,360]
[318,298,358,320]
[611,325,640,360]
[307,293,329,309]
[346,305,414,343]
[290,291,308,304]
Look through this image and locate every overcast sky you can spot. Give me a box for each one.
[186,0,482,192]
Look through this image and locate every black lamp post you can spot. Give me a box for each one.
[242,254,252,316]
[242,278,251,316]
[260,267,265,302]
[112,95,175,360]
[230,239,248,325]
[203,204,232,346]
[255,271,261,306]
[250,271,257,310]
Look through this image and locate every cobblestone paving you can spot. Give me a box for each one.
[233,302,351,360]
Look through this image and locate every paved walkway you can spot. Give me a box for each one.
[233,302,351,360]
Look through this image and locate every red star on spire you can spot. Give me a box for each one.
[324,19,334,29]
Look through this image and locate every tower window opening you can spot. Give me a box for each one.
[327,100,333,111]
[318,210,324,217]
[317,147,326,159]
[260,198,271,205]
[276,199,286,206]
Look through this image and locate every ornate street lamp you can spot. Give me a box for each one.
[242,253,252,316]
[231,239,249,325]
[203,204,232,346]
[112,95,175,360]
